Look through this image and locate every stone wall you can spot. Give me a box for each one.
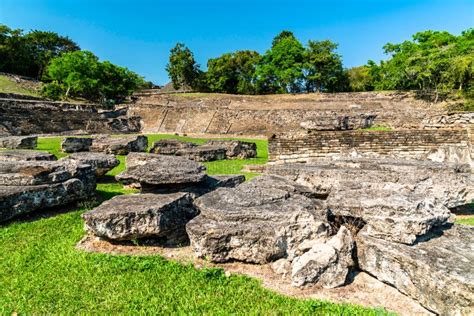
[129,92,445,136]
[0,98,142,136]
[268,129,473,166]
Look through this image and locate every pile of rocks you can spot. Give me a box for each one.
[60,135,148,155]
[82,153,244,245]
[0,158,96,223]
[149,139,256,161]
[266,158,473,314]
[0,136,37,149]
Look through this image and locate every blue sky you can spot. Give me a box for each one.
[1,0,473,84]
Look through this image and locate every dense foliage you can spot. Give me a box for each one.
[42,50,145,103]
[364,29,474,103]
[0,25,79,79]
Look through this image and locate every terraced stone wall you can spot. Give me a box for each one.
[268,129,473,166]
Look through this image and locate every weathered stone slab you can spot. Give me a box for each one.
[63,152,119,176]
[82,193,196,243]
[204,140,257,159]
[91,135,148,155]
[291,226,355,288]
[116,153,207,186]
[174,146,227,162]
[0,161,96,222]
[0,136,37,149]
[268,158,474,209]
[0,150,56,161]
[327,186,453,244]
[357,225,474,315]
[186,175,329,264]
[149,139,197,154]
[61,137,93,153]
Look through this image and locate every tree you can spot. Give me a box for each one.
[347,65,374,92]
[24,30,79,78]
[42,50,144,103]
[304,40,347,92]
[166,43,201,90]
[255,31,305,93]
[0,25,32,76]
[206,50,260,94]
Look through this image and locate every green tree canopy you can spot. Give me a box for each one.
[42,50,144,103]
[206,50,260,94]
[347,65,374,92]
[166,43,201,90]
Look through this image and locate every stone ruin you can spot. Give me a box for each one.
[0,135,37,149]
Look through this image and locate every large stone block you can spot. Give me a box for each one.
[0,136,37,149]
[204,140,257,159]
[0,150,56,161]
[357,225,474,315]
[61,137,92,153]
[63,152,119,176]
[186,175,330,264]
[82,193,196,243]
[91,135,148,155]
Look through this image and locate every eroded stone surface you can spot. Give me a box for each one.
[149,139,197,154]
[186,175,330,264]
[327,186,453,244]
[63,152,119,176]
[0,136,37,149]
[82,193,196,243]
[291,226,355,288]
[116,153,207,186]
[357,225,474,315]
[91,135,148,155]
[61,137,92,153]
[0,150,56,161]
[268,158,474,209]
[0,160,96,222]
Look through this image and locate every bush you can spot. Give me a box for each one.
[40,82,64,100]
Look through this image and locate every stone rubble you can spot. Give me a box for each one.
[0,149,56,161]
[91,135,148,155]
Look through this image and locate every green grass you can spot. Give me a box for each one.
[0,75,40,97]
[360,125,393,132]
[0,134,390,314]
[456,217,474,226]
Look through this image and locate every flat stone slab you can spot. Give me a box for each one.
[0,150,56,161]
[82,193,196,243]
[327,186,453,244]
[186,175,329,264]
[204,140,257,159]
[116,153,207,186]
[91,135,148,155]
[63,152,119,176]
[268,158,474,209]
[61,137,92,153]
[0,161,96,222]
[357,224,474,315]
[149,139,197,155]
[0,136,37,149]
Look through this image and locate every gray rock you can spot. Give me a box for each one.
[63,152,119,176]
[186,175,330,264]
[0,136,37,149]
[61,137,92,153]
[0,160,96,222]
[0,150,56,161]
[116,153,207,186]
[82,193,196,243]
[268,158,474,209]
[173,145,227,162]
[327,186,453,244]
[291,226,354,288]
[149,139,197,154]
[357,225,474,315]
[91,135,148,155]
[204,140,257,159]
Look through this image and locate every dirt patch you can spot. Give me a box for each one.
[77,234,433,315]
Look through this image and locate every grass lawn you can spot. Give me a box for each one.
[0,134,390,315]
[0,75,40,97]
